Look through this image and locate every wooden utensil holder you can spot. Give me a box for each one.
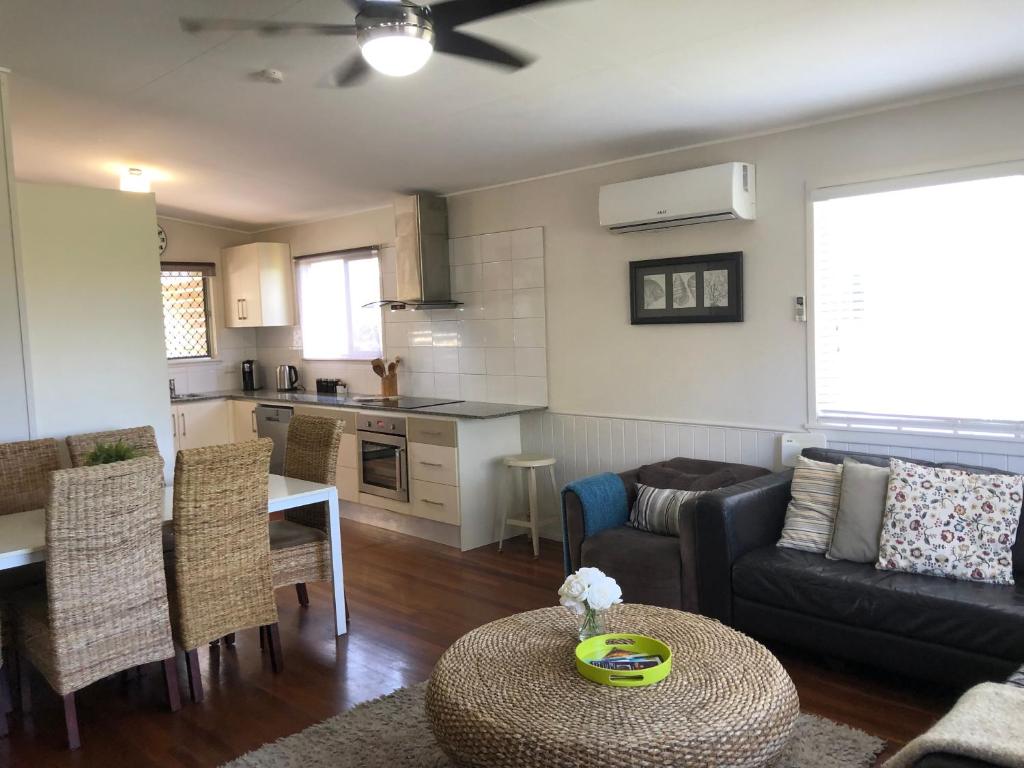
[381,372,398,397]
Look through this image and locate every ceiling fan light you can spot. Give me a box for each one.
[360,34,433,77]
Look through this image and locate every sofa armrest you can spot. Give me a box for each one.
[562,473,631,574]
[694,469,794,624]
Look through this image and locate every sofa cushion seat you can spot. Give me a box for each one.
[732,546,1024,661]
[581,526,682,609]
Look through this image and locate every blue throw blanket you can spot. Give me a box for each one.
[560,473,628,575]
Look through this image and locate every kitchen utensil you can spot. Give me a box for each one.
[371,358,386,378]
[276,364,300,392]
[241,359,261,391]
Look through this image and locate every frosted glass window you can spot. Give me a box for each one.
[297,251,382,360]
[813,172,1024,438]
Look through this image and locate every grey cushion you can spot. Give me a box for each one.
[827,458,889,563]
[581,526,683,610]
[269,520,327,550]
[628,483,706,536]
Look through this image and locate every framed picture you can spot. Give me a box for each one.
[629,251,743,324]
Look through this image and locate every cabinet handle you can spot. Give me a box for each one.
[421,430,442,436]
[419,461,444,468]
[421,499,444,507]
[241,298,248,320]
[236,299,243,320]
[180,412,187,437]
[251,410,257,433]
[172,413,177,438]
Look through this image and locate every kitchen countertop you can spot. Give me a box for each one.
[170,389,546,420]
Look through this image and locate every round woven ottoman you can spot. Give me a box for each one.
[426,605,799,768]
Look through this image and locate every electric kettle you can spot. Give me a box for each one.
[276,364,300,392]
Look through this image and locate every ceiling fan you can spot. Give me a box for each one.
[181,0,575,86]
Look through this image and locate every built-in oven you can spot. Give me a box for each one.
[356,413,408,502]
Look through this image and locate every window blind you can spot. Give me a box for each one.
[812,169,1024,440]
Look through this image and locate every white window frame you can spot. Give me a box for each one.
[295,248,383,362]
[806,159,1024,449]
[160,267,217,363]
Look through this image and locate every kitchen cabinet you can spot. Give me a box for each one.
[172,399,232,451]
[222,242,296,328]
[231,399,259,442]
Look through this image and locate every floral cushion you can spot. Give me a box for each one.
[876,458,1023,585]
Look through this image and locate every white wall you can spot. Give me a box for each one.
[159,216,258,394]
[0,71,30,441]
[448,84,1024,461]
[17,182,174,475]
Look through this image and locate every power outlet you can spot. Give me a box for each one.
[794,296,807,322]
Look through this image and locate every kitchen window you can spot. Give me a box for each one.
[811,164,1024,440]
[296,248,382,360]
[160,263,215,360]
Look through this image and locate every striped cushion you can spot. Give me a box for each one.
[628,483,707,537]
[777,456,844,553]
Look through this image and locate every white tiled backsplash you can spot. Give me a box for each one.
[244,227,548,405]
[384,227,548,405]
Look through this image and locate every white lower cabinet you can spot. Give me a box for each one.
[172,399,232,452]
[231,400,259,442]
[411,479,461,525]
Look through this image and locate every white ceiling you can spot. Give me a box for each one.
[3,0,1024,230]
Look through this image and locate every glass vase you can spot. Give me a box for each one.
[577,607,607,641]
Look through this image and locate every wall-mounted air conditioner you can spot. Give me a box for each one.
[599,162,756,234]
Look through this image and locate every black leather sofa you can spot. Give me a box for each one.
[695,447,1024,687]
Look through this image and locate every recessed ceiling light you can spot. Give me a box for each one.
[120,167,151,193]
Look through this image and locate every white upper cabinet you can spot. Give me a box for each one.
[222,242,296,328]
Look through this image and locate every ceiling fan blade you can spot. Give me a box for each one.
[334,56,371,87]
[430,0,570,29]
[180,18,357,36]
[433,29,532,69]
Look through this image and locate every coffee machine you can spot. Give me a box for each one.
[241,360,261,391]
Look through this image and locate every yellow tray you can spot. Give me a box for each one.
[575,633,672,688]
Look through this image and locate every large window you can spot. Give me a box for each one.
[296,249,382,360]
[812,167,1024,439]
[161,265,214,360]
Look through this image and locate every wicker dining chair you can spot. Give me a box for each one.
[66,426,161,468]
[9,456,179,750]
[270,414,343,608]
[0,438,61,517]
[168,439,282,703]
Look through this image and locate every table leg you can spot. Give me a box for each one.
[327,488,347,636]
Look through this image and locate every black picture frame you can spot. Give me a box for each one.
[629,251,743,325]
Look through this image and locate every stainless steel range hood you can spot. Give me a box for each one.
[372,194,461,311]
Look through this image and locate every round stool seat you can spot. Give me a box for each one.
[503,454,556,468]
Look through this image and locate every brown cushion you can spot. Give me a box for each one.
[581,526,683,609]
[269,520,327,551]
[637,458,770,491]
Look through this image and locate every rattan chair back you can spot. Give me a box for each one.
[0,438,61,517]
[282,414,342,533]
[43,456,172,695]
[170,438,277,650]
[66,426,161,468]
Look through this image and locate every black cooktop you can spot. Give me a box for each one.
[344,396,464,410]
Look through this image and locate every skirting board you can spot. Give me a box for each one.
[340,500,460,549]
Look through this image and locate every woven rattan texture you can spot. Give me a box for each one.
[12,457,173,696]
[0,438,60,516]
[426,605,800,768]
[66,426,162,468]
[281,415,343,534]
[169,439,278,650]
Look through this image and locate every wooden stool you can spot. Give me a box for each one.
[499,455,557,558]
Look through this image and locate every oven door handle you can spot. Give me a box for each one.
[396,447,408,493]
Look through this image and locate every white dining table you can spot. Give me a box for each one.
[0,474,347,636]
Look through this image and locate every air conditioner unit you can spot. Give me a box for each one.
[599,162,756,234]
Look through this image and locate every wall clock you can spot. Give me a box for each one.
[157,224,168,256]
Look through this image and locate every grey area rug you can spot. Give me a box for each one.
[225,682,886,768]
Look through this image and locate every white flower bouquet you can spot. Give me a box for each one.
[558,567,622,640]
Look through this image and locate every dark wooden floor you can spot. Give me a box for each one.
[1,519,953,767]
